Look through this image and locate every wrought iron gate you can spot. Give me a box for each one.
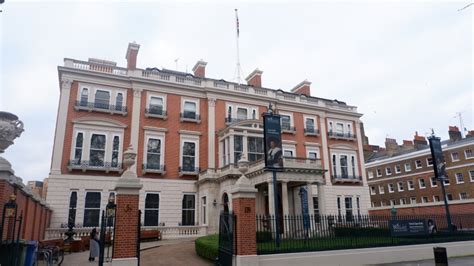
[99,197,116,266]
[217,212,235,266]
[0,195,23,266]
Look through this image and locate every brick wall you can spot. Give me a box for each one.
[0,179,52,241]
[369,202,474,216]
[113,194,139,259]
[232,197,257,255]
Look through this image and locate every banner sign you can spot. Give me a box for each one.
[389,219,428,237]
[263,114,283,169]
[428,137,447,180]
[299,187,310,229]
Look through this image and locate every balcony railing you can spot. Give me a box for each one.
[180,112,201,123]
[281,124,296,133]
[179,167,200,176]
[68,160,122,173]
[145,108,168,119]
[328,131,357,140]
[75,101,127,115]
[332,175,362,184]
[304,127,320,136]
[282,157,323,169]
[142,164,166,174]
[224,117,248,125]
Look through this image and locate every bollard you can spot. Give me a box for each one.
[433,247,448,266]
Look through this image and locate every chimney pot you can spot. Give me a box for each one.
[245,69,263,87]
[125,42,140,70]
[192,60,207,78]
[466,130,474,138]
[448,125,462,142]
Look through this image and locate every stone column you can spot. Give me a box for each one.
[231,155,258,264]
[267,181,275,216]
[50,78,72,175]
[355,120,367,185]
[113,146,142,266]
[130,88,142,173]
[281,181,289,216]
[307,183,315,216]
[207,98,216,169]
[319,115,331,185]
[317,182,326,215]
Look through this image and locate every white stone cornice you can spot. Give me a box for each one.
[133,87,142,98]
[178,130,202,136]
[304,142,321,147]
[143,126,168,133]
[72,117,128,128]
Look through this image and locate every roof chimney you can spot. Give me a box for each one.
[401,140,415,151]
[413,131,428,150]
[192,60,207,78]
[291,80,311,96]
[385,138,399,155]
[125,42,140,70]
[245,69,263,87]
[466,130,474,138]
[448,126,462,142]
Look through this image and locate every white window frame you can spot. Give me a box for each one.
[201,196,207,225]
[405,163,412,172]
[77,83,127,108]
[279,111,294,132]
[422,197,429,203]
[388,183,395,193]
[368,171,374,179]
[407,180,415,191]
[389,199,396,206]
[306,147,320,160]
[386,167,392,175]
[70,126,124,167]
[146,93,167,111]
[419,178,426,189]
[283,144,296,158]
[444,178,451,186]
[415,160,422,169]
[397,182,404,192]
[303,115,318,132]
[370,186,376,195]
[181,193,197,226]
[426,158,433,166]
[465,149,473,159]
[400,198,407,205]
[410,197,417,204]
[181,97,200,120]
[84,190,102,227]
[469,170,474,182]
[455,173,464,184]
[459,192,468,200]
[451,152,460,162]
[433,195,440,202]
[144,192,160,226]
[327,119,353,135]
[430,176,438,187]
[376,168,382,177]
[379,185,385,194]
[143,131,166,171]
[179,135,200,173]
[395,165,401,174]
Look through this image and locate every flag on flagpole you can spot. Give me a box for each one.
[235,9,240,37]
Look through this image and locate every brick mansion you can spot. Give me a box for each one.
[46,43,370,234]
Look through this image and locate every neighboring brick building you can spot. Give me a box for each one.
[27,180,44,199]
[46,42,370,234]
[366,126,474,215]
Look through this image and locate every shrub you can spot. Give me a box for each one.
[195,234,218,262]
[334,227,390,237]
[256,231,273,243]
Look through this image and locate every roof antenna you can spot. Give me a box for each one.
[174,58,179,71]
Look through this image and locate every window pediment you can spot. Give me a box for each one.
[72,117,127,128]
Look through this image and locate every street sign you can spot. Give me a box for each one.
[389,219,428,237]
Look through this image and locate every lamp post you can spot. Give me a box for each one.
[428,132,453,232]
[391,206,397,220]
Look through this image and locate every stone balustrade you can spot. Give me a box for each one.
[63,58,358,113]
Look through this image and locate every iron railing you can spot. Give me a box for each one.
[180,112,200,121]
[304,128,320,135]
[281,125,296,132]
[179,167,200,175]
[145,108,167,117]
[255,214,474,255]
[224,117,247,124]
[75,101,127,114]
[331,175,362,182]
[68,160,122,172]
[327,131,356,139]
[142,164,166,174]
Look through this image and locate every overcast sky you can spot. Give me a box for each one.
[0,1,472,182]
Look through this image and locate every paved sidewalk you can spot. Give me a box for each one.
[61,237,211,266]
[375,255,474,266]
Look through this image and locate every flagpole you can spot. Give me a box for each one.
[234,8,243,84]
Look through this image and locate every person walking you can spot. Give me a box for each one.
[89,228,100,262]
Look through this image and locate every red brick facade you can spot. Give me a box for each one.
[232,197,257,255]
[113,193,139,259]
[0,179,51,241]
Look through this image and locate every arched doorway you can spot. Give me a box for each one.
[222,193,230,214]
